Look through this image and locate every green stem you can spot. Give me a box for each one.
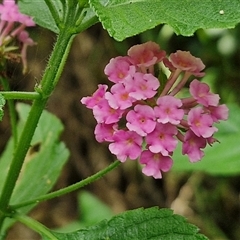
[14,214,58,240]
[11,160,121,210]
[0,77,18,147]
[0,91,40,100]
[0,31,74,229]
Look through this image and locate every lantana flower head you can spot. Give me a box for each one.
[81,41,229,179]
[0,0,36,73]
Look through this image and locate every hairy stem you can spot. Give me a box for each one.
[0,31,74,229]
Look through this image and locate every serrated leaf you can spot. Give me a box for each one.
[0,103,69,232]
[0,94,5,121]
[172,103,240,175]
[46,207,208,240]
[90,0,240,41]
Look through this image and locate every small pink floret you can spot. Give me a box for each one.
[93,100,123,124]
[81,84,108,109]
[105,83,135,110]
[188,107,218,138]
[146,123,178,156]
[169,50,205,76]
[126,104,156,136]
[182,130,207,162]
[94,123,117,143]
[128,41,166,67]
[140,150,173,179]
[127,72,160,100]
[205,104,229,123]
[190,79,220,107]
[109,130,142,162]
[104,56,135,83]
[154,95,184,125]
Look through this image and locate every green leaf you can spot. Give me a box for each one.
[90,0,240,41]
[0,103,69,232]
[47,207,208,240]
[0,94,6,121]
[172,103,240,175]
[19,0,62,33]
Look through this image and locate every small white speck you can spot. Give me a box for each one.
[219,10,224,15]
[149,19,152,22]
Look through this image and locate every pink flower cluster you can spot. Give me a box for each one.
[81,41,229,179]
[0,0,36,73]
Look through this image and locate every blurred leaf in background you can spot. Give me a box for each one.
[56,191,113,233]
[0,103,69,234]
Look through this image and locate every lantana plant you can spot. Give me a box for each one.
[0,0,238,239]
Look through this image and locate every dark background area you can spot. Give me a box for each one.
[1,22,240,239]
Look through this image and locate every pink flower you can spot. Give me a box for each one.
[104,56,135,83]
[93,100,124,124]
[182,130,207,162]
[105,83,135,110]
[206,104,229,122]
[80,41,229,179]
[188,107,218,138]
[140,150,173,179]
[94,123,118,142]
[81,84,108,109]
[168,50,205,76]
[146,123,178,156]
[189,79,220,107]
[126,72,160,100]
[126,104,156,136]
[128,41,166,67]
[109,130,142,162]
[154,95,184,125]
